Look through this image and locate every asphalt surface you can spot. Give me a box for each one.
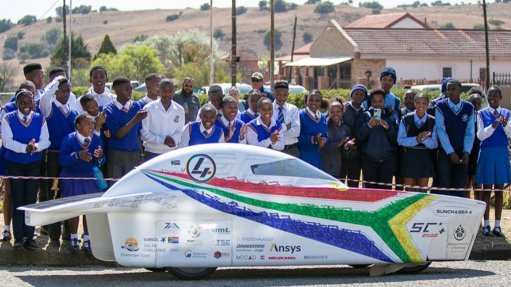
[1,261,511,287]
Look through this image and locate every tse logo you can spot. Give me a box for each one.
[409,222,443,233]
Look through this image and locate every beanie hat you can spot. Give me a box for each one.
[380,67,397,84]
[441,77,453,93]
[350,84,368,98]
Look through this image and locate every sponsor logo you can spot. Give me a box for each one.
[184,249,207,259]
[240,236,272,242]
[121,237,139,252]
[188,225,201,238]
[436,209,472,215]
[236,244,265,249]
[171,160,180,165]
[214,251,230,259]
[260,255,265,260]
[143,237,158,242]
[160,236,179,244]
[235,255,257,261]
[409,222,444,238]
[462,114,469,122]
[163,222,180,234]
[216,239,231,246]
[173,116,180,123]
[185,249,192,258]
[186,154,216,182]
[268,256,296,260]
[454,225,466,241]
[304,255,328,260]
[201,223,230,234]
[269,243,301,254]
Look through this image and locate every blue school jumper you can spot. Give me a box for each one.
[239,111,258,124]
[248,119,282,149]
[297,109,327,168]
[436,100,474,156]
[475,108,511,184]
[59,132,104,197]
[188,122,223,146]
[105,102,142,151]
[46,102,78,151]
[4,112,44,163]
[215,118,244,143]
[321,118,350,178]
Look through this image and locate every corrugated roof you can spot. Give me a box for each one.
[344,28,511,57]
[345,13,428,29]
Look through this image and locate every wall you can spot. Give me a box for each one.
[351,58,386,88]
[391,18,426,29]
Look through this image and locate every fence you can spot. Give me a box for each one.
[493,72,511,110]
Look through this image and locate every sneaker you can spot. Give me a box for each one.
[483,225,492,236]
[13,239,23,249]
[1,230,11,242]
[82,240,92,254]
[69,238,80,254]
[23,238,38,251]
[493,227,504,237]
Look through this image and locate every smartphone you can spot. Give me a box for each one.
[374,108,381,120]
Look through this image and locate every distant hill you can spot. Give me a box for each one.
[1,3,510,83]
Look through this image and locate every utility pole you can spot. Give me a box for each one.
[231,0,237,86]
[68,0,72,81]
[288,15,297,82]
[209,0,214,86]
[270,0,275,90]
[482,0,490,91]
[62,0,68,73]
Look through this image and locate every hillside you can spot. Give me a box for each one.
[1,3,510,83]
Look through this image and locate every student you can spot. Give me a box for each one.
[173,77,200,124]
[341,84,367,187]
[196,85,224,121]
[272,81,300,157]
[434,79,475,197]
[466,92,483,199]
[19,63,45,102]
[59,114,105,253]
[396,89,418,187]
[1,89,50,250]
[428,77,452,115]
[216,96,247,143]
[39,76,78,247]
[75,66,115,114]
[363,67,401,124]
[397,94,437,191]
[43,67,77,108]
[179,104,225,148]
[239,89,263,124]
[475,86,511,237]
[141,79,185,161]
[356,88,398,190]
[246,97,285,150]
[105,77,147,179]
[321,100,350,178]
[80,94,109,139]
[297,90,327,168]
[229,86,246,112]
[137,73,162,108]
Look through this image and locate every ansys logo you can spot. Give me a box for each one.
[186,154,216,182]
[121,237,139,252]
[269,243,301,254]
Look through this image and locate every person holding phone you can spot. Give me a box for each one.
[397,94,437,191]
[356,88,398,190]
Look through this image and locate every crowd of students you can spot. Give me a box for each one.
[0,63,509,253]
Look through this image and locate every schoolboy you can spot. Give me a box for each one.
[138,73,162,108]
[216,96,246,143]
[239,89,263,124]
[363,67,401,124]
[246,97,285,150]
[272,80,300,157]
[44,67,77,108]
[196,85,224,121]
[297,90,327,168]
[75,66,115,114]
[179,104,225,147]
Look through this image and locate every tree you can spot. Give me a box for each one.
[0,19,14,33]
[200,3,210,11]
[46,16,53,23]
[72,5,92,14]
[42,28,61,46]
[264,30,283,51]
[2,48,16,60]
[473,24,485,30]
[55,5,69,18]
[305,0,321,4]
[359,1,383,10]
[236,6,248,16]
[213,28,225,39]
[17,15,37,26]
[275,0,297,13]
[50,33,92,69]
[0,62,18,92]
[166,14,179,22]
[439,22,455,29]
[259,1,268,10]
[96,34,117,58]
[489,18,505,28]
[133,35,148,42]
[315,1,335,14]
[303,32,313,44]
[21,43,49,58]
[4,36,18,51]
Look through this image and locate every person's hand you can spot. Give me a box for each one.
[270,130,280,145]
[344,138,355,148]
[462,152,470,165]
[380,119,389,130]
[239,124,247,141]
[164,136,175,147]
[501,115,508,127]
[368,117,379,128]
[315,133,326,149]
[135,109,148,121]
[78,150,92,162]
[96,112,106,126]
[25,138,37,154]
[55,75,67,83]
[225,124,236,142]
[94,145,103,159]
[416,131,431,142]
[492,119,500,129]
[449,152,461,165]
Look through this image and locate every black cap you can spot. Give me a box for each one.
[112,76,131,89]
[23,63,43,76]
[274,80,289,90]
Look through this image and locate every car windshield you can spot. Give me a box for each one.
[250,159,335,180]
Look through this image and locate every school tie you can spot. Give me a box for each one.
[84,137,91,145]
[22,115,28,123]
[494,109,500,117]
[202,131,208,137]
[121,107,128,112]
[278,106,285,124]
[227,122,231,130]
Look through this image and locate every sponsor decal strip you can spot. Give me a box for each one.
[142,170,432,263]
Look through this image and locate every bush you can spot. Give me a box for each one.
[473,24,485,30]
[303,32,313,44]
[314,1,335,14]
[439,22,456,29]
[359,1,383,10]
[213,28,224,39]
[46,16,52,23]
[200,3,210,11]
[259,1,268,10]
[0,19,14,33]
[4,36,18,51]
[17,15,37,26]
[2,48,16,60]
[166,14,179,22]
[71,86,89,97]
[236,6,248,16]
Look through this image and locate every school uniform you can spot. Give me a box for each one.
[239,108,258,124]
[340,101,365,187]
[246,116,285,150]
[272,101,300,157]
[59,132,104,197]
[196,103,222,122]
[475,107,511,185]
[297,107,327,169]
[179,121,225,148]
[396,108,415,178]
[435,98,475,197]
[363,91,401,124]
[1,110,50,242]
[75,87,115,114]
[468,111,481,177]
[43,78,77,110]
[397,112,438,179]
[320,118,350,178]
[105,100,143,179]
[137,95,156,109]
[215,115,246,144]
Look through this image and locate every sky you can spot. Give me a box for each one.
[1,0,482,23]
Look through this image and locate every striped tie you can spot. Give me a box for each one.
[278,106,285,124]
[23,116,28,123]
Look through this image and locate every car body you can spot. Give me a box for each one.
[264,84,308,94]
[105,81,141,91]
[21,144,485,279]
[199,83,252,96]
[134,83,201,95]
[411,83,482,93]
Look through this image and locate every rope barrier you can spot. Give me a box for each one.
[0,175,118,182]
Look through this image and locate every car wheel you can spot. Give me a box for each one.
[167,267,217,280]
[397,262,431,274]
[145,268,167,272]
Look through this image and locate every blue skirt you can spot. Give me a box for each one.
[475,146,511,185]
[59,170,103,197]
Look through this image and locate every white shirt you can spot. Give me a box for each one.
[476,106,511,141]
[114,99,133,111]
[1,111,50,154]
[141,99,185,154]
[272,101,300,145]
[218,115,247,144]
[75,87,115,114]
[43,78,77,114]
[246,116,286,151]
[179,122,225,148]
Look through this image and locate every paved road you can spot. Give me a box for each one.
[2,261,510,287]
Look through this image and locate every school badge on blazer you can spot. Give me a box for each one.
[462,114,469,122]
[174,116,180,123]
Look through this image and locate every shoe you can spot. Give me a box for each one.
[82,240,92,254]
[23,238,38,251]
[69,238,80,254]
[1,230,11,242]
[13,239,23,249]
[483,225,492,236]
[493,227,504,237]
[49,239,61,248]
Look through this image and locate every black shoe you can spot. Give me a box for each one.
[483,225,492,236]
[23,238,38,251]
[493,227,504,237]
[1,230,11,242]
[13,239,23,249]
[49,239,61,248]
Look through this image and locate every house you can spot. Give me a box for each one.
[344,12,429,29]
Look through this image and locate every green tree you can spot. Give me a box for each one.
[303,32,313,44]
[4,36,18,51]
[99,6,107,12]
[439,22,455,29]
[473,24,485,30]
[264,30,283,51]
[0,19,14,33]
[72,5,92,14]
[236,6,248,15]
[2,48,16,60]
[166,14,179,22]
[359,1,383,9]
[17,15,37,26]
[305,0,321,4]
[96,34,117,57]
[46,16,52,23]
[56,5,69,18]
[42,28,61,46]
[275,0,297,13]
[22,43,49,58]
[315,1,335,14]
[200,3,211,11]
[259,1,268,10]
[50,33,92,69]
[489,18,505,28]
[213,28,225,39]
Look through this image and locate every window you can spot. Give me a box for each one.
[250,159,335,180]
[442,67,452,78]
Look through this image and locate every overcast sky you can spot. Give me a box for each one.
[1,0,482,23]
